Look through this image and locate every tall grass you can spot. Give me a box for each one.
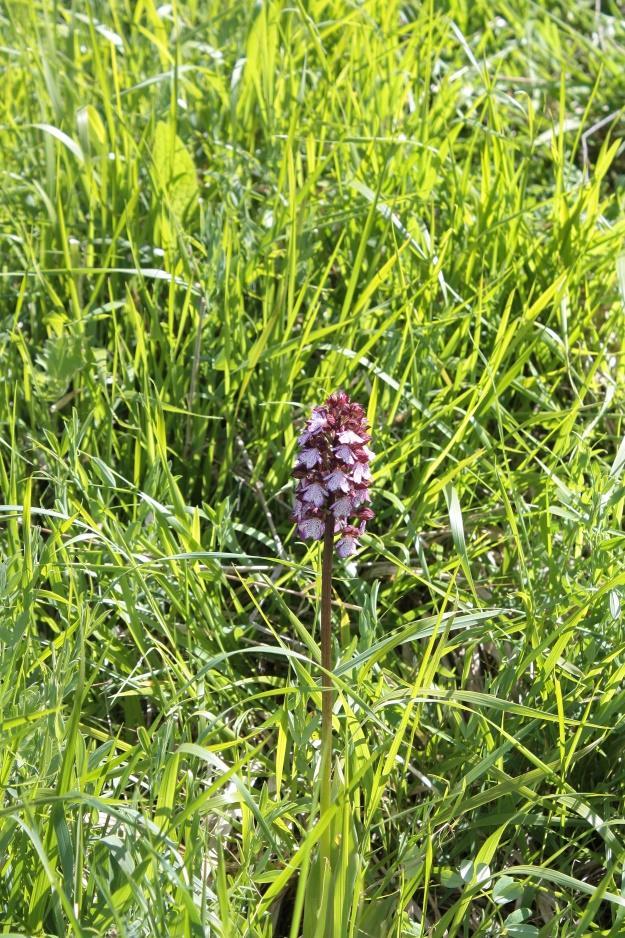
[1,0,625,934]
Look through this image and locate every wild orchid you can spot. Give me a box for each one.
[291,390,373,918]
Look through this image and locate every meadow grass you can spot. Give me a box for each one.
[2,0,625,934]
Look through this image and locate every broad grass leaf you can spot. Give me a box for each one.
[35,333,88,401]
[152,119,199,246]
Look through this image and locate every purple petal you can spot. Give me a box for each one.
[298,517,326,540]
[334,445,356,465]
[292,501,308,521]
[325,469,350,493]
[338,430,364,445]
[331,496,354,518]
[352,462,371,484]
[307,412,328,434]
[298,448,321,469]
[336,536,358,558]
[352,488,371,507]
[302,482,327,507]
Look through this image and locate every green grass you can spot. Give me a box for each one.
[2,0,625,934]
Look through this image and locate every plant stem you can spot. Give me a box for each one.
[320,523,334,878]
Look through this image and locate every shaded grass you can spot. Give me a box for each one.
[1,0,625,934]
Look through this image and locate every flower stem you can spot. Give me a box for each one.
[320,523,334,879]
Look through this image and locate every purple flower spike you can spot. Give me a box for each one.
[291,390,374,555]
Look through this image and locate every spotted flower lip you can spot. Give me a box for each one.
[337,430,365,445]
[302,482,327,507]
[325,469,350,492]
[298,448,322,469]
[291,390,374,554]
[336,522,365,558]
[352,462,371,484]
[334,444,357,464]
[331,495,354,518]
[298,517,326,540]
[336,536,357,558]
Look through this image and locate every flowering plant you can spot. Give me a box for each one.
[291,391,373,918]
[292,390,374,557]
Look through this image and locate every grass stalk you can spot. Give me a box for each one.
[320,523,334,909]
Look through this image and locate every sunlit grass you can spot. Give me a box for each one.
[1,0,625,934]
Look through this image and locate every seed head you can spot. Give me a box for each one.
[292,390,374,557]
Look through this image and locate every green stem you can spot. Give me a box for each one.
[320,523,334,882]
